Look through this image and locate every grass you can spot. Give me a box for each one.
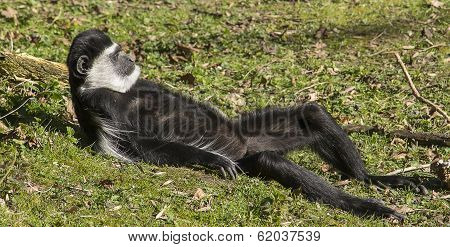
[0,0,449,226]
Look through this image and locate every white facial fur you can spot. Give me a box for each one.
[82,43,140,93]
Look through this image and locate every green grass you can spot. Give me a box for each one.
[0,0,449,226]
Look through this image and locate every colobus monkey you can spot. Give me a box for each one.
[67,29,422,220]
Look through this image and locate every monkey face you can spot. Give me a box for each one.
[108,45,136,77]
[67,29,140,93]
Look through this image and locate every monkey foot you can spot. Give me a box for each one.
[345,197,405,221]
[366,175,428,195]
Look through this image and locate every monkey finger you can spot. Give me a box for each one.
[231,165,239,178]
[397,179,421,194]
[219,167,227,179]
[235,164,245,174]
[418,185,428,195]
[374,181,389,190]
[226,167,236,180]
[390,212,406,222]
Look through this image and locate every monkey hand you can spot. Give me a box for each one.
[205,155,242,180]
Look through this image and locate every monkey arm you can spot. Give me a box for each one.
[132,138,239,179]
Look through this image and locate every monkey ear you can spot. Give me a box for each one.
[76,55,90,75]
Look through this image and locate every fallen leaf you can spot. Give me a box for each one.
[430,160,450,189]
[422,27,433,39]
[402,45,415,50]
[0,120,9,133]
[153,171,166,176]
[391,137,406,145]
[425,149,439,161]
[155,205,168,219]
[321,164,331,172]
[335,180,351,186]
[162,180,173,186]
[313,41,328,58]
[343,86,355,94]
[64,97,77,122]
[25,182,42,193]
[179,73,195,85]
[15,126,27,140]
[66,206,79,213]
[308,92,318,101]
[109,205,122,211]
[227,92,245,107]
[394,205,414,214]
[196,205,211,212]
[327,67,338,75]
[314,65,324,75]
[392,152,407,160]
[169,54,188,63]
[173,190,188,196]
[430,0,444,8]
[57,37,71,46]
[314,40,327,50]
[404,100,414,107]
[176,43,200,53]
[315,26,327,39]
[1,7,18,25]
[193,188,205,200]
[99,179,114,189]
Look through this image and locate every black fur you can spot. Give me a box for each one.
[67,29,422,220]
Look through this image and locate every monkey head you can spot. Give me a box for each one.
[67,29,140,93]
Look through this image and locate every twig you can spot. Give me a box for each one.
[386,164,431,175]
[370,30,385,43]
[66,186,92,195]
[50,7,63,25]
[421,43,446,52]
[13,75,38,88]
[9,34,13,51]
[297,82,327,93]
[343,124,449,147]
[242,60,278,81]
[0,97,34,120]
[394,52,450,123]
[368,48,389,57]
[424,39,434,46]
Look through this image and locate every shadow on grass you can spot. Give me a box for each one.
[0,94,90,147]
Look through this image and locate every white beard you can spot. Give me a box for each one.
[82,43,140,93]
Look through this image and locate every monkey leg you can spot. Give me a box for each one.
[237,151,404,219]
[237,102,422,192]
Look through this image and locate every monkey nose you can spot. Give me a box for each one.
[128,53,136,62]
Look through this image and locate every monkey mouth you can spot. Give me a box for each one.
[130,65,141,80]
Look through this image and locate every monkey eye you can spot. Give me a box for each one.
[112,51,120,60]
[76,55,89,75]
[110,47,121,61]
